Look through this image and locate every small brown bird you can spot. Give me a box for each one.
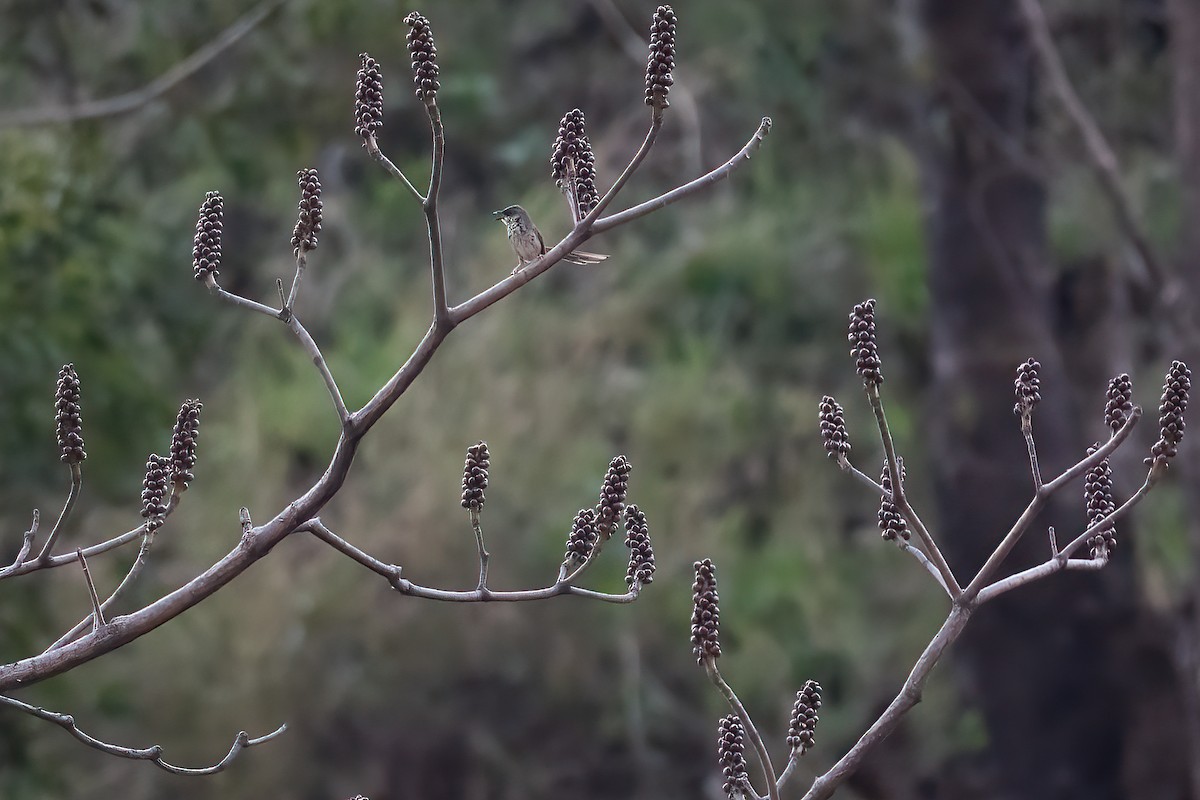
[493,205,608,274]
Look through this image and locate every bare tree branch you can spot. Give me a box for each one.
[1021,416,1043,491]
[961,406,1141,601]
[0,511,39,579]
[204,274,349,425]
[303,519,638,604]
[284,251,308,315]
[0,694,284,775]
[365,135,425,203]
[35,463,82,563]
[75,549,105,632]
[977,464,1164,604]
[590,117,772,236]
[0,510,166,581]
[422,104,451,326]
[1016,0,1165,288]
[470,510,490,591]
[286,316,350,426]
[896,540,951,596]
[0,0,290,129]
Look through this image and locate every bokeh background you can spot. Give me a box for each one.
[1,1,1198,798]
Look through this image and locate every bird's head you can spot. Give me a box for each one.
[492,205,528,224]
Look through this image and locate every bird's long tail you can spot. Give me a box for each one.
[562,249,609,265]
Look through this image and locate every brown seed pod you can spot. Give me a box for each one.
[691,558,721,662]
[550,108,599,217]
[404,12,440,103]
[848,299,883,388]
[1147,360,1191,466]
[717,713,750,800]
[787,679,822,757]
[1103,373,1133,434]
[819,395,850,460]
[169,399,203,490]
[461,441,490,512]
[1014,358,1041,419]
[564,507,599,566]
[355,53,384,141]
[1084,443,1116,558]
[596,455,632,538]
[192,191,223,282]
[54,364,86,465]
[291,168,323,253]
[141,453,169,532]
[623,504,655,587]
[878,459,909,542]
[645,5,677,110]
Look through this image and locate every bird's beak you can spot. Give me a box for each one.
[492,210,505,220]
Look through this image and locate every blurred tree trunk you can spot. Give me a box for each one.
[916,1,1190,797]
[1166,1,1200,795]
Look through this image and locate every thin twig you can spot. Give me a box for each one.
[470,510,490,591]
[398,580,638,604]
[75,549,105,632]
[303,519,635,604]
[1022,417,1042,490]
[0,501,171,580]
[36,463,82,563]
[204,275,281,319]
[0,0,290,128]
[0,510,39,579]
[365,135,425,203]
[205,272,348,425]
[835,455,887,495]
[896,540,952,597]
[775,754,805,794]
[704,658,780,800]
[977,555,1106,605]
[1042,406,1141,492]
[422,103,451,326]
[285,250,307,313]
[581,117,662,225]
[866,384,961,597]
[286,316,350,425]
[591,117,772,235]
[0,694,285,775]
[47,532,158,652]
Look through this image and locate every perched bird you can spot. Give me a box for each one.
[493,205,608,274]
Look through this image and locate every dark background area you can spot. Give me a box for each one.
[1,1,1198,798]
